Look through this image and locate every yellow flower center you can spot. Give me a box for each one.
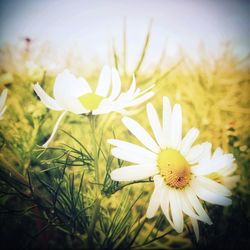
[158,149,191,189]
[79,93,103,110]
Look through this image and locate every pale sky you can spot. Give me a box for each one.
[0,0,249,69]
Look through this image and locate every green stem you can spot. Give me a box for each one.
[105,179,153,196]
[88,115,100,184]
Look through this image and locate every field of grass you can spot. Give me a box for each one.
[0,35,249,250]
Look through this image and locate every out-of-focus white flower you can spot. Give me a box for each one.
[198,147,240,190]
[0,89,8,120]
[109,96,234,240]
[33,65,154,147]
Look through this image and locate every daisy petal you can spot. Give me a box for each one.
[126,75,136,96]
[190,218,199,241]
[146,175,164,218]
[0,106,7,118]
[193,179,232,206]
[161,187,175,229]
[197,176,232,196]
[180,128,199,156]
[95,65,111,97]
[111,147,156,165]
[147,103,164,147]
[185,187,212,224]
[54,70,91,100]
[179,192,200,220]
[108,139,157,161]
[186,144,206,164]
[125,91,154,108]
[33,84,63,111]
[170,104,182,149]
[213,147,223,159]
[169,189,184,233]
[122,117,160,153]
[162,96,171,148]
[42,111,67,148]
[220,164,237,176]
[0,89,8,111]
[110,165,158,181]
[193,154,234,176]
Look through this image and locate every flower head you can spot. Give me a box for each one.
[0,89,8,120]
[109,96,234,240]
[34,65,154,115]
[33,66,154,147]
[194,146,240,190]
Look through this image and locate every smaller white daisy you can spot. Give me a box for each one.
[188,145,238,239]
[108,96,234,240]
[0,89,8,120]
[33,66,154,147]
[193,146,240,190]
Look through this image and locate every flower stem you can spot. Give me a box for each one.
[88,115,100,185]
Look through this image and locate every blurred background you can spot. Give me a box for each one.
[0,0,249,70]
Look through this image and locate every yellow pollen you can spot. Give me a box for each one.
[79,93,103,110]
[158,149,191,189]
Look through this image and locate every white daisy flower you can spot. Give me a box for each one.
[0,89,8,120]
[33,65,154,147]
[195,146,240,190]
[108,96,233,240]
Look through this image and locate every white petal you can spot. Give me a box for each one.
[162,96,171,148]
[190,218,199,241]
[109,67,121,100]
[219,164,237,176]
[0,89,8,111]
[169,104,182,149]
[186,144,206,164]
[146,175,164,218]
[192,179,232,206]
[33,84,63,111]
[95,65,111,97]
[108,139,157,161]
[193,154,234,176]
[0,106,7,118]
[160,187,175,229]
[185,187,212,224]
[124,91,154,108]
[137,84,155,97]
[126,75,136,96]
[42,111,67,148]
[147,103,164,147]
[179,191,200,220]
[180,128,199,156]
[54,69,91,100]
[169,189,184,233]
[197,176,232,196]
[213,147,223,159]
[110,165,158,181]
[199,142,212,163]
[122,117,160,153]
[111,147,156,165]
[53,70,91,113]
